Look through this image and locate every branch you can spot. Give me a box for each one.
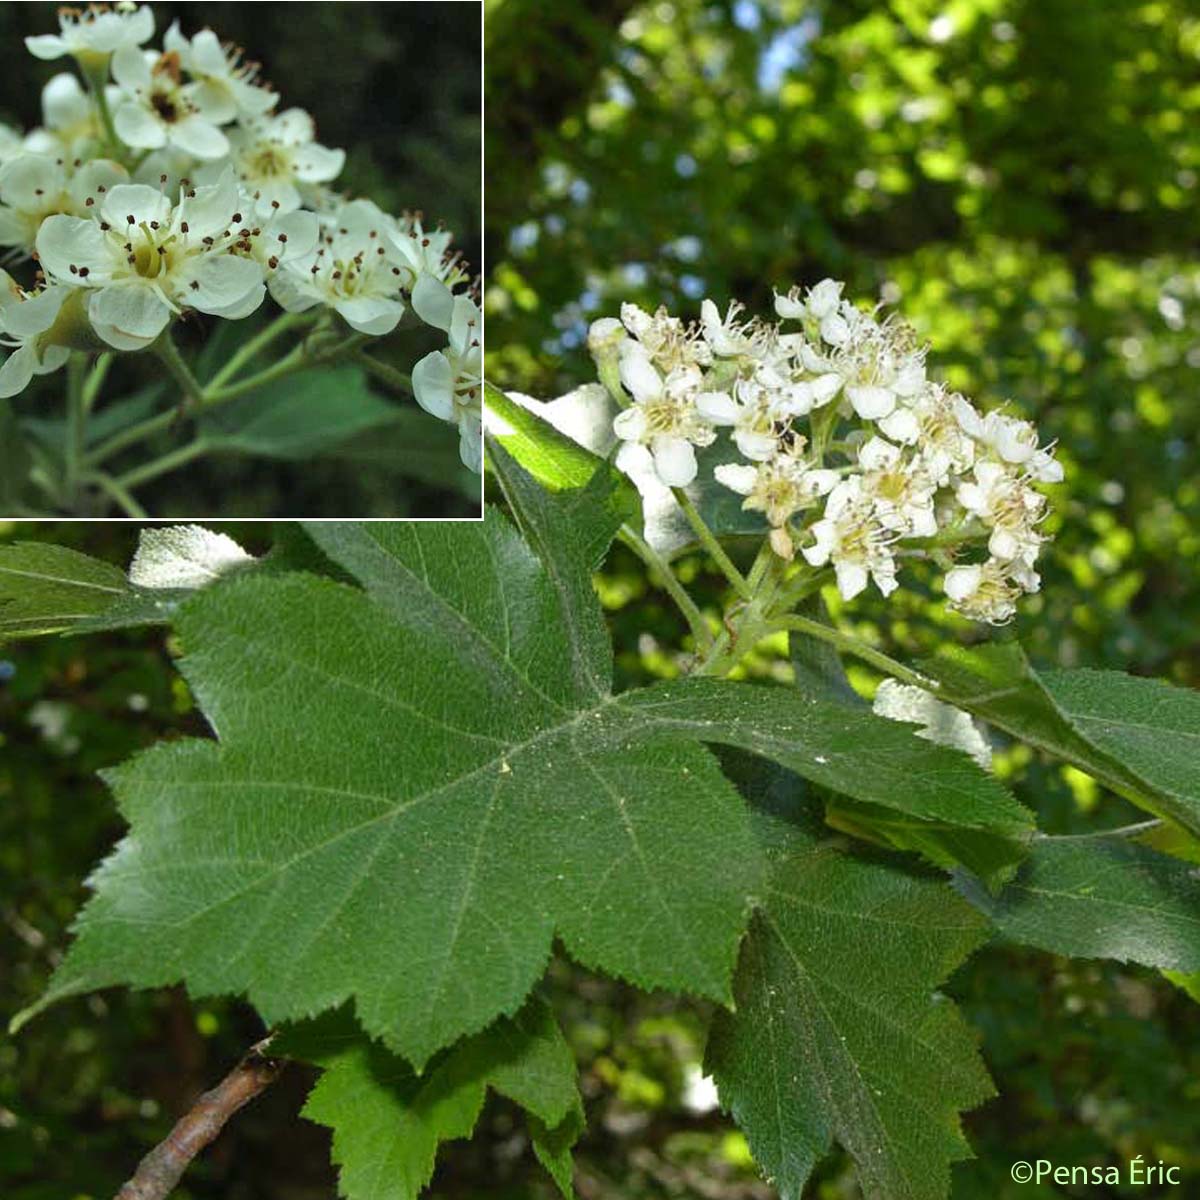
[114,1038,283,1200]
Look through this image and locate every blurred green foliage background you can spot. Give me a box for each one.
[0,2,481,517]
[483,0,1200,1196]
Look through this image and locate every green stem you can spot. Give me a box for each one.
[208,311,310,390]
[152,329,204,405]
[86,470,148,518]
[83,62,122,158]
[116,439,209,492]
[617,524,713,651]
[81,352,112,414]
[88,332,357,468]
[64,353,88,509]
[670,487,753,600]
[770,613,933,690]
[357,351,413,397]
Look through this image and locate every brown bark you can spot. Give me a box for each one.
[113,1039,283,1200]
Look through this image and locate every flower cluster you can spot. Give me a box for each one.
[0,3,480,470]
[591,280,1062,623]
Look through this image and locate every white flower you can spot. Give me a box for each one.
[34,74,102,157]
[26,4,154,63]
[695,378,780,462]
[411,276,482,472]
[700,298,753,357]
[385,212,468,292]
[611,343,716,487]
[715,451,838,529]
[110,45,231,159]
[0,271,71,398]
[805,277,844,320]
[0,153,128,253]
[873,678,991,769]
[163,22,277,122]
[857,435,938,537]
[217,109,344,214]
[880,384,976,484]
[802,477,899,599]
[972,409,1064,483]
[269,198,407,335]
[956,460,1045,565]
[36,172,265,350]
[943,560,1024,624]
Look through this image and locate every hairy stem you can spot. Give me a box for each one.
[87,328,364,470]
[152,330,204,407]
[86,471,149,518]
[116,439,209,492]
[770,612,934,690]
[670,487,752,600]
[357,350,413,397]
[207,311,311,390]
[617,524,713,651]
[113,1039,282,1200]
[82,352,112,414]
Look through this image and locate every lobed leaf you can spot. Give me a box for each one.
[287,997,581,1200]
[707,793,993,1200]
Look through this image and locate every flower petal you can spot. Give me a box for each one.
[651,436,697,487]
[334,295,404,336]
[88,282,170,349]
[694,390,738,424]
[25,34,69,60]
[102,183,173,233]
[714,462,758,495]
[111,45,153,91]
[0,343,36,397]
[293,142,345,183]
[36,214,113,282]
[183,254,265,315]
[1,286,66,337]
[846,383,895,419]
[0,155,63,210]
[170,116,230,160]
[41,73,89,131]
[179,170,239,241]
[412,349,455,421]
[412,272,454,333]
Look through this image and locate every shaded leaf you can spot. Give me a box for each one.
[959,834,1200,971]
[921,643,1200,835]
[201,366,399,460]
[707,793,992,1200]
[289,997,580,1200]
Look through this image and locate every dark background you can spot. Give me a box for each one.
[0,1,482,517]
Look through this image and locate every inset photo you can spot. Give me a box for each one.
[0,1,481,518]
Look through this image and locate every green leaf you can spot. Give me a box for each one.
[707,795,993,1200]
[200,366,399,460]
[23,508,763,1066]
[620,677,1033,844]
[825,797,1028,892]
[488,443,632,699]
[328,408,478,498]
[958,834,1200,971]
[0,543,133,637]
[921,643,1200,835]
[290,997,581,1200]
[483,383,606,491]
